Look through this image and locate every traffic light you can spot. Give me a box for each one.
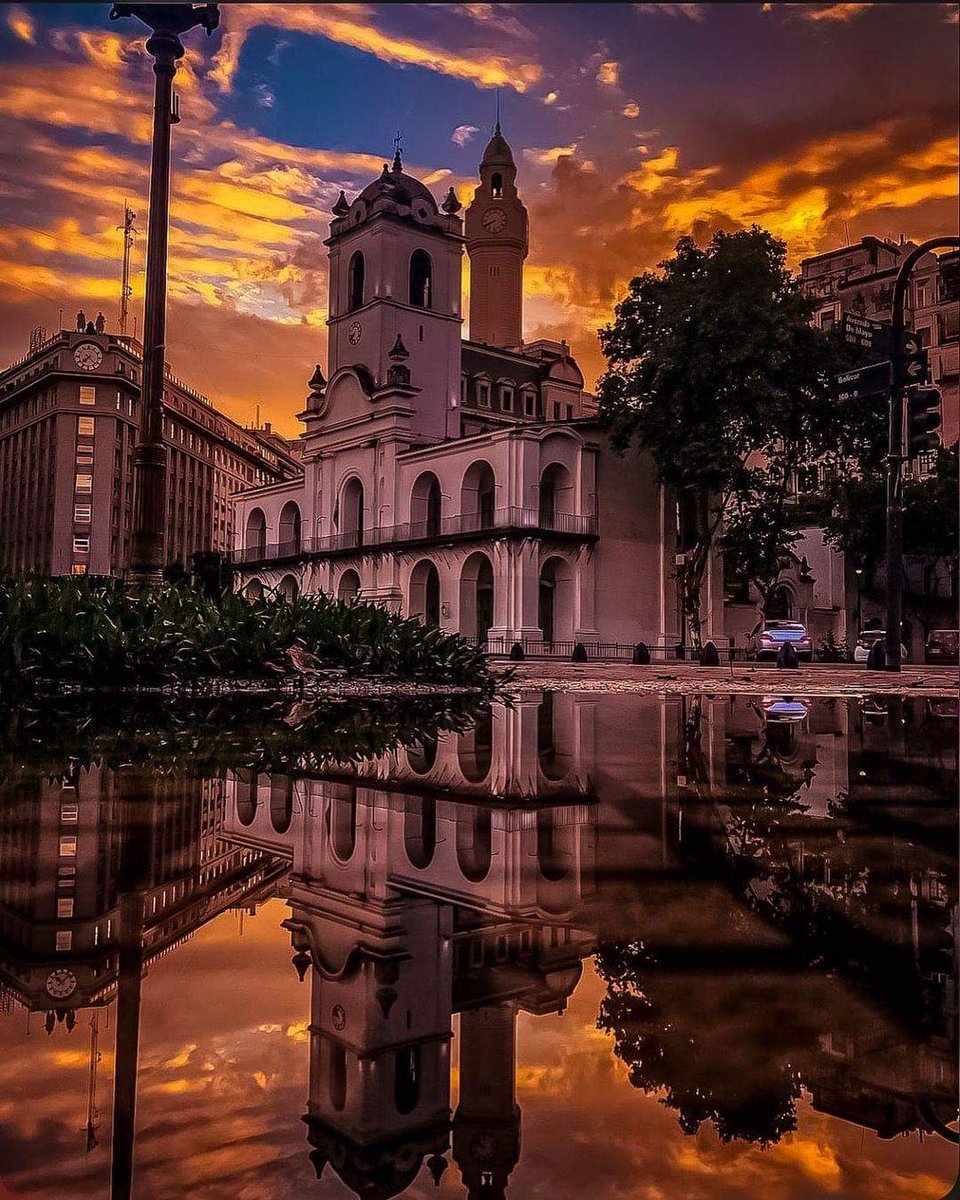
[907,385,942,457]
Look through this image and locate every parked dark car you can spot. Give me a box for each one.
[925,629,959,664]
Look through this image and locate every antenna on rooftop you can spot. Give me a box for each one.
[118,202,138,336]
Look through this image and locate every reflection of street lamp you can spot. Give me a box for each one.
[109,4,220,584]
[855,567,863,636]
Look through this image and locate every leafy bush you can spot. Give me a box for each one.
[817,632,850,663]
[0,577,492,694]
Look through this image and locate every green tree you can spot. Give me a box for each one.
[597,227,847,648]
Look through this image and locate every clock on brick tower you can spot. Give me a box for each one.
[465,122,529,350]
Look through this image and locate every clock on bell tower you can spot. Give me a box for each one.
[464,121,528,350]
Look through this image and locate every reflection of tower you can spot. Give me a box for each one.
[452,1003,521,1200]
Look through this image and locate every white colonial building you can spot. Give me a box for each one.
[232,127,724,653]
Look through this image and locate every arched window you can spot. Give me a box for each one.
[278,574,298,603]
[244,577,264,602]
[411,472,442,537]
[245,508,267,556]
[234,770,257,826]
[338,478,364,547]
[278,501,301,554]
[270,775,294,834]
[338,569,361,603]
[461,462,496,531]
[491,172,503,198]
[404,796,437,869]
[348,250,365,312]
[456,807,493,882]
[409,250,432,309]
[538,463,573,530]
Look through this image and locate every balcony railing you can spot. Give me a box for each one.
[229,506,598,565]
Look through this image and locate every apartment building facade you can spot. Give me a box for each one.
[0,326,302,578]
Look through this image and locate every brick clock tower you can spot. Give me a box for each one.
[465,122,529,350]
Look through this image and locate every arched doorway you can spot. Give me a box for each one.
[766,586,793,620]
[539,557,574,646]
[538,463,573,530]
[411,472,442,537]
[234,770,257,825]
[404,797,437,869]
[409,559,441,625]
[278,574,298,603]
[461,462,496,532]
[245,508,267,557]
[338,478,364,548]
[338,569,361,603]
[329,785,358,861]
[278,501,302,554]
[459,552,494,643]
[244,577,264,602]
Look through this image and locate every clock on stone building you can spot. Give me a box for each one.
[347,321,363,346]
[74,343,103,371]
[481,207,507,234]
[46,968,77,999]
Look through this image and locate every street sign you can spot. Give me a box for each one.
[838,359,890,401]
[897,330,930,384]
[841,312,892,356]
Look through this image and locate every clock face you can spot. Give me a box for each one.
[46,968,77,1000]
[74,343,103,372]
[481,206,507,234]
[347,321,362,346]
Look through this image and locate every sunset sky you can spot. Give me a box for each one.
[0,2,957,435]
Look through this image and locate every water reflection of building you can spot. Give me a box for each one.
[0,760,287,1191]
[223,691,599,1198]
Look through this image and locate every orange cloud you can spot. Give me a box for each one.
[6,4,34,44]
[208,3,542,94]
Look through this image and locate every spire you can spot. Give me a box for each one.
[495,88,501,136]
[392,130,403,172]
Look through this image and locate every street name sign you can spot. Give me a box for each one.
[838,360,890,401]
[841,312,892,356]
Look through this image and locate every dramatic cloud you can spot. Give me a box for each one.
[0,2,954,427]
[452,123,480,147]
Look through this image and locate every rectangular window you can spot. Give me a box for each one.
[74,504,92,523]
[58,865,76,878]
[553,402,561,420]
[77,416,95,436]
[60,803,79,823]
[79,385,96,405]
[819,310,835,331]
[501,387,514,412]
[76,452,94,467]
[524,392,535,416]
[71,564,88,575]
[55,931,73,952]
[59,835,77,858]
[917,325,932,349]
[57,898,75,919]
[72,537,90,554]
[916,284,928,308]
[478,382,491,408]
[566,404,574,421]
[76,474,92,493]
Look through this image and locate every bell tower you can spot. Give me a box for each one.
[465,119,528,350]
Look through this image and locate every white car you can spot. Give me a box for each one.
[854,630,907,664]
[746,620,813,661]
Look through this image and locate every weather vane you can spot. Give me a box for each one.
[392,130,403,171]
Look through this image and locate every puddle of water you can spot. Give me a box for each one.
[0,692,956,1199]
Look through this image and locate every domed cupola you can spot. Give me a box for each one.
[480,121,515,171]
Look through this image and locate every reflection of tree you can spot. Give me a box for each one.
[596,942,802,1145]
[0,692,486,778]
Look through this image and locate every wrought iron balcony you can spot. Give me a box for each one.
[229,506,598,565]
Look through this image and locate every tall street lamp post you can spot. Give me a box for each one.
[109,4,220,585]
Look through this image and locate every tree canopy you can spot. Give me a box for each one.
[596,227,850,641]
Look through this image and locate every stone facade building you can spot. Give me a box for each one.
[0,327,301,578]
[232,132,722,653]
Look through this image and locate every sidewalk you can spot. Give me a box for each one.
[496,660,960,697]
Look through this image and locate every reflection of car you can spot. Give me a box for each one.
[854,630,907,664]
[761,697,809,723]
[925,629,959,665]
[746,620,813,661]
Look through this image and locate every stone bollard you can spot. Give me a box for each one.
[699,641,721,666]
[509,642,525,661]
[632,642,650,665]
[776,642,799,669]
[866,639,886,670]
[572,642,588,663]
